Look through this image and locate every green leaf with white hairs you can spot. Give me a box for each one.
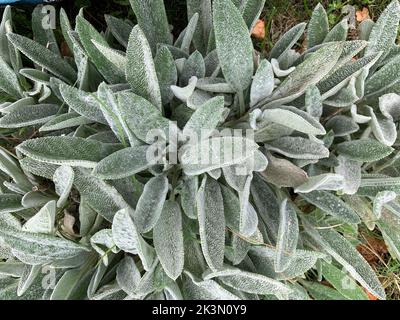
[300,191,360,224]
[155,46,178,105]
[0,104,59,128]
[373,191,396,219]
[126,26,162,110]
[365,0,400,62]
[213,0,254,92]
[53,165,74,208]
[241,0,266,31]
[105,15,132,48]
[336,139,394,162]
[17,137,121,168]
[275,198,299,273]
[270,22,306,60]
[76,16,124,84]
[39,113,93,132]
[23,200,56,234]
[250,59,274,107]
[335,156,361,195]
[32,5,60,55]
[0,56,22,98]
[154,200,184,280]
[367,107,397,147]
[266,137,329,160]
[133,175,169,233]
[0,194,24,213]
[324,19,348,43]
[112,208,155,271]
[92,40,127,74]
[295,174,344,193]
[7,33,76,84]
[307,3,329,48]
[197,176,225,271]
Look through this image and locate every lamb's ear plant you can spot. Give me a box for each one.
[1,0,400,300]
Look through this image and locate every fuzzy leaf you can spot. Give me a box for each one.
[266,137,329,160]
[250,59,274,107]
[213,0,254,92]
[53,165,74,208]
[308,3,329,48]
[336,139,394,162]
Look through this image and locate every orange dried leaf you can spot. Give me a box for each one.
[363,288,379,300]
[356,7,370,22]
[252,19,266,39]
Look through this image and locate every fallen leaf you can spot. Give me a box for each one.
[252,19,266,39]
[357,235,388,265]
[356,7,370,22]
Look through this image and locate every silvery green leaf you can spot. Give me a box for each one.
[1,96,34,115]
[117,92,174,143]
[270,42,344,104]
[21,191,56,209]
[320,261,369,300]
[17,265,41,297]
[17,137,121,168]
[335,155,361,195]
[365,55,400,98]
[311,227,386,300]
[307,3,329,48]
[181,13,199,54]
[250,247,325,280]
[359,19,375,42]
[0,104,59,128]
[305,86,322,120]
[377,209,400,261]
[59,84,107,124]
[126,25,162,110]
[266,136,329,160]
[302,281,348,300]
[262,106,325,136]
[319,53,381,98]
[0,147,31,189]
[0,6,12,63]
[325,115,359,137]
[91,40,127,74]
[367,106,397,146]
[196,77,236,93]
[207,268,292,299]
[76,16,123,83]
[128,0,172,55]
[19,68,50,85]
[0,219,90,263]
[179,176,198,219]
[7,33,76,84]
[181,51,206,86]
[135,260,172,296]
[275,198,299,273]
[271,58,295,77]
[270,22,306,60]
[19,157,58,180]
[105,15,132,48]
[182,271,240,300]
[155,46,177,105]
[324,19,348,43]
[0,56,22,98]
[153,200,184,280]
[133,175,169,233]
[112,208,155,271]
[39,113,92,132]
[183,96,225,140]
[171,76,197,102]
[187,0,212,55]
[181,136,259,175]
[50,267,92,300]
[187,89,214,110]
[336,139,394,162]
[373,191,396,219]
[365,0,400,62]
[90,229,118,265]
[357,177,400,196]
[300,191,360,224]
[60,8,75,55]
[93,146,152,180]
[53,165,74,208]
[261,152,308,188]
[197,176,225,271]
[251,174,280,242]
[295,174,344,193]
[350,105,371,124]
[78,198,98,237]
[250,59,274,107]
[23,201,56,234]
[116,256,141,296]
[254,122,293,143]
[74,168,131,222]
[0,194,23,213]
[0,262,25,277]
[213,0,254,92]
[379,93,400,121]
[32,5,60,55]
[204,49,219,76]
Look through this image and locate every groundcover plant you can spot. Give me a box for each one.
[0,0,400,300]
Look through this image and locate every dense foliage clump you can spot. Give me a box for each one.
[1,0,400,300]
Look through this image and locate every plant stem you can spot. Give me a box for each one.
[238,90,246,118]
